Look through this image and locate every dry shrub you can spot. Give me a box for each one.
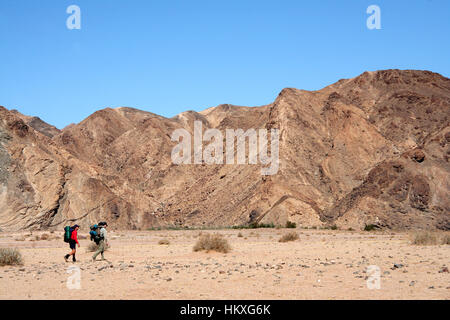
[87,242,99,252]
[86,242,108,252]
[194,232,203,238]
[0,248,23,266]
[237,232,243,238]
[193,233,230,253]
[15,236,25,242]
[158,239,170,245]
[40,233,50,240]
[279,232,299,243]
[285,221,297,229]
[410,231,450,245]
[441,233,450,245]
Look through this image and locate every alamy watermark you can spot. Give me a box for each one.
[367,5,381,30]
[366,265,381,290]
[66,265,81,290]
[171,121,279,175]
[66,5,81,30]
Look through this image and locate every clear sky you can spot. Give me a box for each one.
[0,0,449,129]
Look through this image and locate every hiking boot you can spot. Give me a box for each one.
[64,255,69,262]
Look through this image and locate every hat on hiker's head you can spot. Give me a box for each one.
[73,224,80,229]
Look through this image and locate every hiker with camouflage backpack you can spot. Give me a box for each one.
[92,222,109,261]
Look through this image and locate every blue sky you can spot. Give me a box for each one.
[0,0,449,129]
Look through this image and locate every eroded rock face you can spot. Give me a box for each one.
[0,69,449,231]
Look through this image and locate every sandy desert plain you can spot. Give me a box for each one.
[0,228,449,300]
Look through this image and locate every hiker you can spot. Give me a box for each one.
[64,225,80,262]
[92,222,109,261]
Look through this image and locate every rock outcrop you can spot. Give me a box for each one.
[0,69,448,231]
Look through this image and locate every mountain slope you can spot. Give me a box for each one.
[0,69,448,231]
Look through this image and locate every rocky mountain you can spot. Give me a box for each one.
[0,69,449,231]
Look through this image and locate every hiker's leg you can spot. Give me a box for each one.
[100,241,105,259]
[72,249,76,262]
[69,241,76,256]
[66,250,74,261]
[92,247,101,260]
[65,246,75,262]
[92,241,104,260]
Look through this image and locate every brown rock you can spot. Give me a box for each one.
[0,69,449,231]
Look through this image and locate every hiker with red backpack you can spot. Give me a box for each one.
[64,224,80,262]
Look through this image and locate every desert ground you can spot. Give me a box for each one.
[0,228,449,300]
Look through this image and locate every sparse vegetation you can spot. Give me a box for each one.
[285,221,297,229]
[147,222,282,231]
[86,242,109,252]
[278,232,299,243]
[253,222,275,229]
[193,233,231,253]
[322,224,338,230]
[237,232,243,238]
[0,248,23,266]
[441,233,450,245]
[148,225,236,231]
[40,233,50,240]
[87,242,98,252]
[158,239,170,245]
[364,224,379,231]
[410,231,450,245]
[232,222,275,229]
[195,231,204,238]
[410,231,438,245]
